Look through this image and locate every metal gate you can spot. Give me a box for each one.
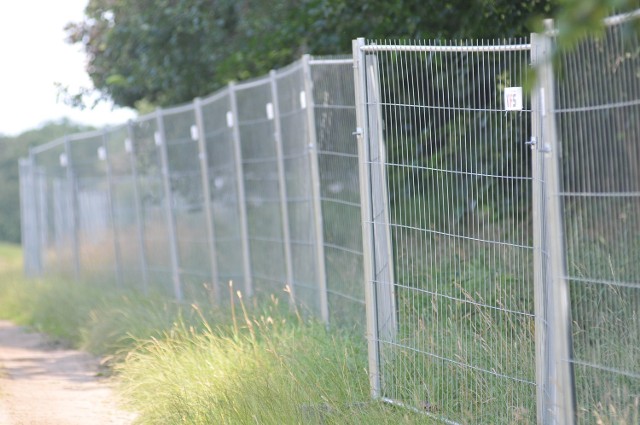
[352,37,566,424]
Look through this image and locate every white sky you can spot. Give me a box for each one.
[0,0,136,136]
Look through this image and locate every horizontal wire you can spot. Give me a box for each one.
[389,281,535,317]
[571,359,640,380]
[377,339,536,386]
[361,43,532,53]
[555,98,640,113]
[565,276,640,290]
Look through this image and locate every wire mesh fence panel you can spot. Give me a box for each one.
[67,131,117,284]
[234,78,288,300]
[31,140,74,277]
[104,124,146,292]
[274,61,320,316]
[201,90,247,294]
[355,39,536,424]
[554,21,640,424]
[130,115,174,296]
[161,104,213,303]
[311,57,366,329]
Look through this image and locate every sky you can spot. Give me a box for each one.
[0,0,136,136]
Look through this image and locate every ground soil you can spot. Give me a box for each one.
[0,320,136,425]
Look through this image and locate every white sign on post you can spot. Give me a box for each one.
[504,87,523,111]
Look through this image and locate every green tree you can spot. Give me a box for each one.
[547,0,640,49]
[0,120,92,243]
[67,0,557,109]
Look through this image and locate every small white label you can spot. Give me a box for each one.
[504,87,523,111]
[266,102,274,120]
[299,91,307,109]
[190,125,199,141]
[97,146,107,161]
[226,111,234,128]
[59,153,68,167]
[124,138,133,153]
[154,131,162,146]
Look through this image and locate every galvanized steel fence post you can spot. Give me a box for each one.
[63,136,81,280]
[228,82,254,297]
[352,37,382,398]
[125,121,150,294]
[19,156,42,276]
[155,109,183,302]
[530,31,551,425]
[269,70,296,305]
[193,97,221,304]
[29,148,47,275]
[532,22,576,425]
[302,54,330,324]
[362,51,396,343]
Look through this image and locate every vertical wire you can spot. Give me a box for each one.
[488,39,497,419]
[498,42,506,414]
[487,42,496,413]
[591,26,608,380]
[440,38,451,416]
[432,39,444,413]
[571,35,587,402]
[380,41,391,400]
[403,42,413,403]
[507,43,515,407]
[514,40,521,409]
[384,41,397,400]
[407,40,420,397]
[568,27,588,411]
[605,23,622,392]
[462,40,473,415]
[415,39,428,399]
[426,41,440,408]
[608,23,622,387]
[396,40,404,400]
[479,41,489,273]
[397,41,408,402]
[447,39,460,419]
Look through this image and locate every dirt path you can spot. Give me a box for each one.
[0,321,136,425]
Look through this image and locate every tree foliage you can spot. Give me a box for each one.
[67,0,557,109]
[67,0,640,110]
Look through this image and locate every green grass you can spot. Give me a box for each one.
[3,191,638,425]
[117,307,430,424]
[0,243,431,424]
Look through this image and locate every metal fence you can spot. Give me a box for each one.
[20,55,364,329]
[552,16,640,425]
[353,37,538,424]
[19,13,639,425]
[352,14,639,425]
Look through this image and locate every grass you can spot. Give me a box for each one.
[117,303,428,424]
[2,194,637,425]
[379,226,537,424]
[0,243,431,424]
[564,199,640,424]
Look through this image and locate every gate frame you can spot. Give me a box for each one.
[352,36,576,424]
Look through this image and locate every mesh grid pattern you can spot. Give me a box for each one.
[554,24,640,424]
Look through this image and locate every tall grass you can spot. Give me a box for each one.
[118,298,429,424]
[0,243,430,424]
